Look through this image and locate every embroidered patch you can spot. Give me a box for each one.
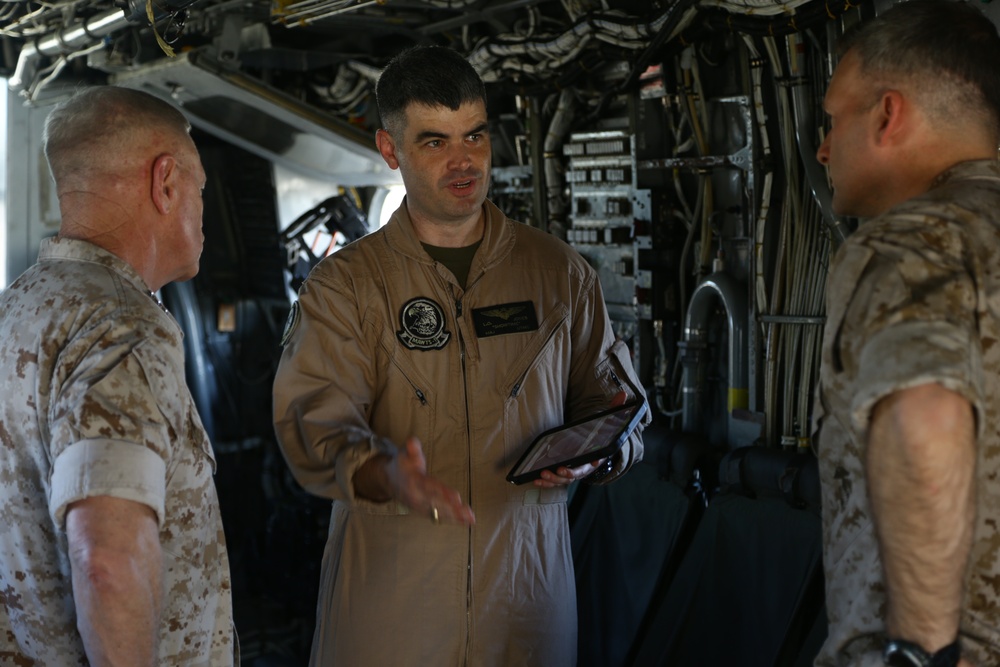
[280,301,301,346]
[472,301,539,338]
[397,297,451,350]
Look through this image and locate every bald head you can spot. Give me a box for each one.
[43,86,192,191]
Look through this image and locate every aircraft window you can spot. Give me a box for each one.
[276,164,375,291]
[274,164,344,233]
[371,184,406,228]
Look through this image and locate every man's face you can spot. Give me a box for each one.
[167,136,207,282]
[378,100,491,228]
[816,49,886,218]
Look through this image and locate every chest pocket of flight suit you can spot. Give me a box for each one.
[372,320,438,474]
[500,305,569,468]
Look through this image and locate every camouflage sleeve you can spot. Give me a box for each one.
[836,216,985,441]
[48,329,174,528]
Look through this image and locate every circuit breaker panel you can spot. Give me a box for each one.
[564,131,650,341]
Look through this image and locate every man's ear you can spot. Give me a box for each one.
[150,153,177,215]
[874,89,908,147]
[375,129,400,170]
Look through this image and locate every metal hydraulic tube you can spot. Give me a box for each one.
[790,82,850,246]
[8,8,128,93]
[161,281,217,441]
[680,271,748,442]
[9,0,202,95]
[543,87,574,236]
[787,33,850,246]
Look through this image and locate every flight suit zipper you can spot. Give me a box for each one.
[457,297,474,667]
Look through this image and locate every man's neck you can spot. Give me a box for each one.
[410,209,486,248]
[872,135,998,218]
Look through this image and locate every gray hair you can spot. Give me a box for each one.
[43,86,191,186]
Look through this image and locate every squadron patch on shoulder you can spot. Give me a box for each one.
[397,297,451,351]
[280,301,301,346]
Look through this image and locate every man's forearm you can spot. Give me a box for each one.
[867,383,976,652]
[73,553,162,665]
[67,496,163,666]
[353,453,396,502]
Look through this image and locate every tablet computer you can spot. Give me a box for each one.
[506,400,647,485]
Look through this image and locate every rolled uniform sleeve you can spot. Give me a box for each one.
[836,215,985,442]
[48,341,175,527]
[51,441,166,527]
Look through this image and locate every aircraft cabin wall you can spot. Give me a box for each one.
[3,0,1000,665]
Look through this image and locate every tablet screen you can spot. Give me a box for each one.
[506,401,646,485]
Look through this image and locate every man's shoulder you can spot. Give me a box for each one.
[305,228,390,283]
[3,256,167,332]
[850,173,1000,266]
[506,219,590,267]
[887,159,1000,228]
[855,194,973,251]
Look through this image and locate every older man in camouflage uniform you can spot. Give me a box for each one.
[0,87,237,665]
[813,2,1000,667]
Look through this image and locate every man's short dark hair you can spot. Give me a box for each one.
[375,46,487,135]
[841,0,1000,131]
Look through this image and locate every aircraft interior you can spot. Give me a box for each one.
[3,0,994,664]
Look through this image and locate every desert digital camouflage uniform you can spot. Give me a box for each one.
[813,159,1000,667]
[0,237,237,665]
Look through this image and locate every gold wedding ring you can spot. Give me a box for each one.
[431,506,440,524]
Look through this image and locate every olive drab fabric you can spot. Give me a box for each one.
[815,160,1000,666]
[0,237,237,665]
[274,199,648,667]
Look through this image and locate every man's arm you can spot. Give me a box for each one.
[867,382,976,658]
[354,437,476,526]
[66,495,162,667]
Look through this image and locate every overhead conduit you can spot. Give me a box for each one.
[8,8,128,95]
[8,0,202,98]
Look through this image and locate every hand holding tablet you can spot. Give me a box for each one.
[506,400,648,485]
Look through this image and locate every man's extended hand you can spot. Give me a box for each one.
[354,437,475,526]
